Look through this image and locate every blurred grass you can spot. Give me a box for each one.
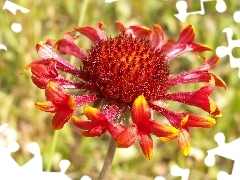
[0,0,240,179]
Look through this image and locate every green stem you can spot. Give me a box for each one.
[46,130,59,171]
[97,137,117,180]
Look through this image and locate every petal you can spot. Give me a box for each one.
[115,124,138,148]
[149,120,179,137]
[126,25,152,38]
[107,122,127,140]
[36,40,80,75]
[115,21,125,32]
[45,82,70,104]
[74,22,106,42]
[102,104,119,121]
[71,116,95,129]
[169,55,226,89]
[165,43,211,61]
[52,107,73,129]
[73,94,98,107]
[164,80,221,116]
[138,132,153,160]
[178,128,191,156]
[131,95,151,128]
[186,114,217,128]
[80,126,106,137]
[54,32,86,59]
[151,24,164,49]
[35,101,56,112]
[149,103,184,127]
[84,105,107,122]
[177,25,195,44]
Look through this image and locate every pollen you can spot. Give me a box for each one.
[82,34,170,104]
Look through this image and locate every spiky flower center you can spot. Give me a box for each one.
[82,34,170,104]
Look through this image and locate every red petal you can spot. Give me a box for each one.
[107,122,127,140]
[115,21,125,32]
[102,105,119,121]
[126,25,152,38]
[151,24,164,49]
[80,126,106,137]
[164,80,221,116]
[149,120,179,137]
[177,25,195,44]
[165,43,211,61]
[52,107,73,129]
[74,22,106,42]
[84,106,107,123]
[35,101,56,112]
[36,40,80,75]
[54,33,86,59]
[45,82,70,104]
[149,103,183,127]
[178,128,191,156]
[131,95,151,130]
[115,124,138,148]
[186,114,217,128]
[71,116,95,129]
[138,132,153,160]
[73,94,98,107]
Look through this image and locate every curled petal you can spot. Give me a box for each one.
[139,132,153,160]
[186,114,217,128]
[131,95,151,128]
[84,105,107,122]
[149,103,183,127]
[74,22,106,42]
[36,40,80,75]
[107,122,126,140]
[35,101,56,112]
[149,120,179,137]
[126,25,152,38]
[45,82,70,105]
[54,32,86,59]
[169,55,226,88]
[52,107,74,129]
[151,24,164,49]
[177,24,195,44]
[71,116,95,130]
[178,128,191,156]
[164,80,221,116]
[165,43,211,61]
[115,124,138,148]
[115,21,125,32]
[116,21,152,37]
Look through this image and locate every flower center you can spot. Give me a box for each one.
[82,34,170,104]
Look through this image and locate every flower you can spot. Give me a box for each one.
[25,21,226,158]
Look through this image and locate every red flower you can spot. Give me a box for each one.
[25,21,226,158]
[35,81,97,129]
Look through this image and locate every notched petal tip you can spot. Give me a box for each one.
[177,24,196,44]
[178,129,191,156]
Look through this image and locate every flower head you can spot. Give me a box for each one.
[25,21,226,158]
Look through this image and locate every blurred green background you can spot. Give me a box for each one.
[0,0,240,179]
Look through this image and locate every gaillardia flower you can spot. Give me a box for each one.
[24,21,226,159]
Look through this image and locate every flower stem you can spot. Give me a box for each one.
[97,137,117,180]
[46,130,59,171]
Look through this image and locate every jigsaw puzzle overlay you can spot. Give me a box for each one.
[0,0,30,51]
[0,124,92,180]
[175,0,240,78]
